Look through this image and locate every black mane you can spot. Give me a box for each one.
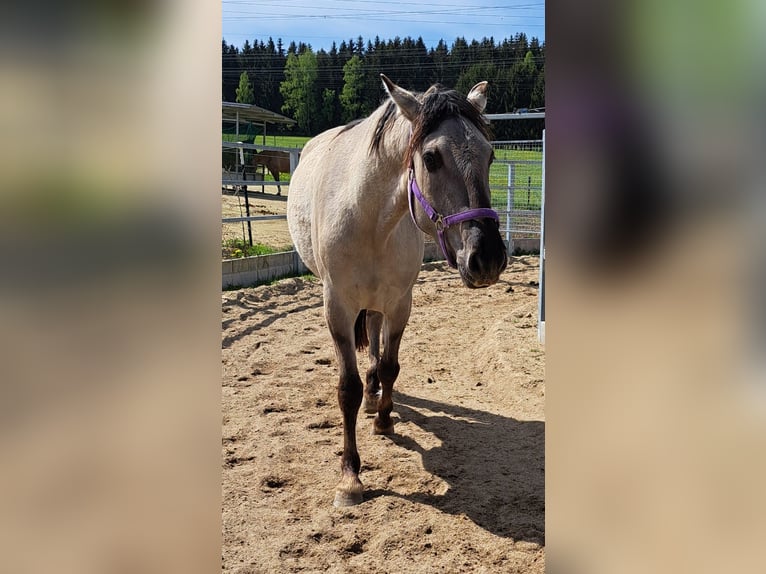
[369,100,397,155]
[369,84,492,167]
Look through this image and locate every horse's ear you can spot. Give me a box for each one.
[381,74,420,122]
[467,81,489,113]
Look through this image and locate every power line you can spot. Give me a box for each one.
[223,6,543,18]
[221,1,543,27]
[222,0,542,7]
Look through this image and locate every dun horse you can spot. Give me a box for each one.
[287,75,508,507]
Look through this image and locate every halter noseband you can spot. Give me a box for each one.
[407,164,500,268]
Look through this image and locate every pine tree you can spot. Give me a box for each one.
[280,50,319,133]
[222,40,240,102]
[235,71,255,105]
[430,40,449,85]
[340,55,365,123]
[531,65,545,109]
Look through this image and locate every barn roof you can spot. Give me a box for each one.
[222,102,296,126]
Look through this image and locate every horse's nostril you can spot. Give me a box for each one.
[467,252,482,276]
[465,249,507,285]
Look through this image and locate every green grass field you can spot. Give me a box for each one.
[222,133,310,148]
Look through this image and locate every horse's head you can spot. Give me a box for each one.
[382,75,508,288]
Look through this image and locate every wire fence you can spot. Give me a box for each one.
[489,139,543,251]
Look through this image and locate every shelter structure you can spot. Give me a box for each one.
[222,102,296,142]
[222,103,297,250]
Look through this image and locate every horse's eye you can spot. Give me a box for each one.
[423,151,441,172]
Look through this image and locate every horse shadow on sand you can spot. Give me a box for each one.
[368,392,544,544]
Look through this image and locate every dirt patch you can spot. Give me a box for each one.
[222,256,545,573]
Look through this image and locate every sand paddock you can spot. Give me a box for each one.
[222,256,544,573]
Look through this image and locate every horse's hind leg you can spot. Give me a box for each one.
[325,294,365,507]
[363,311,384,414]
[374,294,412,435]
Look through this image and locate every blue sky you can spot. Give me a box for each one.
[222,0,545,51]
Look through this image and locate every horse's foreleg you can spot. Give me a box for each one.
[374,296,412,435]
[363,311,384,414]
[326,297,365,507]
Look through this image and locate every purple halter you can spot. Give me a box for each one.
[407,165,500,268]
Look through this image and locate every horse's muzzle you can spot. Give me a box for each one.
[457,224,508,288]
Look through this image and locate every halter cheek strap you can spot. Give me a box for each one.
[407,167,500,268]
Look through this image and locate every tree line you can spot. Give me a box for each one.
[223,34,544,140]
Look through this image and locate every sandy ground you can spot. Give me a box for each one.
[221,256,545,573]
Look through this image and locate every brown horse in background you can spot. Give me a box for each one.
[252,150,292,194]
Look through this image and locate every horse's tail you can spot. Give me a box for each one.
[354,310,369,351]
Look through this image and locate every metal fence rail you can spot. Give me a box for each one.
[222,141,300,187]
[222,214,287,224]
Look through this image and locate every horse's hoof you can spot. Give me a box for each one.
[373,417,394,435]
[362,394,380,414]
[333,475,364,507]
[333,489,364,507]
